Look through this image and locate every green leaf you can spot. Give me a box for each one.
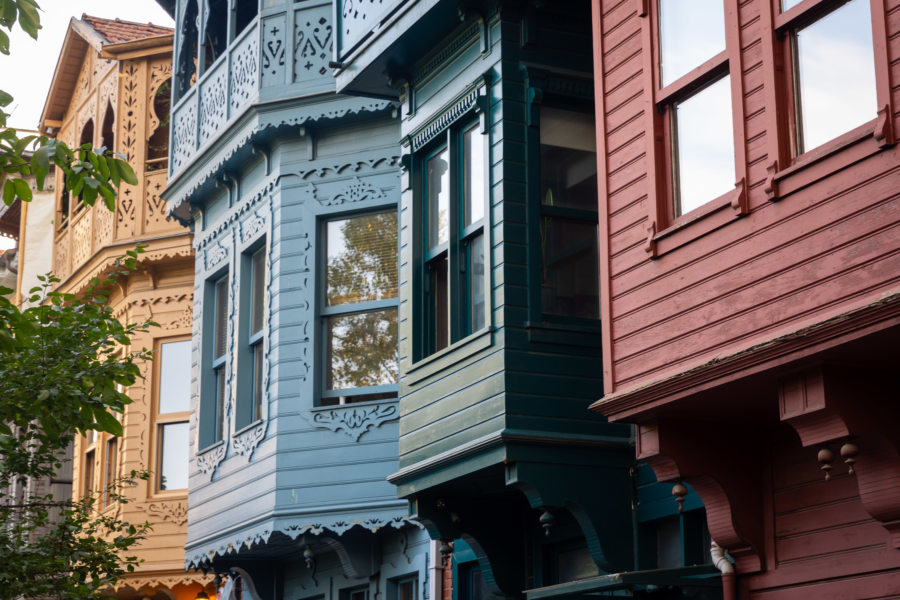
[0,29,8,55]
[2,178,14,205]
[94,409,123,436]
[114,158,138,185]
[12,176,31,202]
[107,155,121,187]
[0,89,12,107]
[99,183,115,211]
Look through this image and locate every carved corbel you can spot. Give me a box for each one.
[778,366,900,548]
[874,104,895,148]
[636,420,765,573]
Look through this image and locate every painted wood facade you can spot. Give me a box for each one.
[159,1,432,597]
[41,16,209,600]
[332,2,720,599]
[590,0,900,597]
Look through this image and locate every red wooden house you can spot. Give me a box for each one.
[590,0,900,597]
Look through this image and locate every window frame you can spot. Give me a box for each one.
[527,99,602,326]
[413,115,490,362]
[152,336,192,494]
[236,240,268,427]
[200,271,229,451]
[318,209,400,406]
[81,431,98,502]
[639,0,750,258]
[767,0,892,173]
[102,435,118,509]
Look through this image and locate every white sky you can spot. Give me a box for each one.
[0,0,175,131]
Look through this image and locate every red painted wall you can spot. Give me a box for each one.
[592,0,900,399]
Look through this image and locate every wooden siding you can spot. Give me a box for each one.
[397,4,625,474]
[185,106,410,553]
[594,0,900,398]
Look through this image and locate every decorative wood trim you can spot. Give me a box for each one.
[304,402,399,441]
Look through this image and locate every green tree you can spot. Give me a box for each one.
[0,251,154,599]
[0,0,137,208]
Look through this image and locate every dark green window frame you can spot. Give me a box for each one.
[416,117,489,360]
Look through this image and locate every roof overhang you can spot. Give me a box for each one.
[100,33,174,60]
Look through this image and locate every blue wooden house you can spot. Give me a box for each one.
[331,1,719,598]
[156,0,432,597]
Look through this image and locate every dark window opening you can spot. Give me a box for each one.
[147,78,172,172]
[205,0,228,68]
[234,0,258,38]
[100,101,114,152]
[175,0,199,101]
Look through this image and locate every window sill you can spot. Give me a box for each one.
[234,419,264,437]
[405,326,493,386]
[647,179,747,259]
[197,439,225,457]
[310,397,397,413]
[524,320,603,347]
[768,117,891,202]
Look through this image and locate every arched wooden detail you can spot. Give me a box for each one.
[636,419,765,574]
[100,100,115,152]
[778,366,900,548]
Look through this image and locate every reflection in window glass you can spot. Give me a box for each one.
[326,212,399,306]
[781,0,802,11]
[541,217,599,318]
[159,422,189,490]
[430,255,449,351]
[673,76,735,216]
[468,234,485,333]
[464,125,485,226]
[794,0,876,153]
[83,450,95,500]
[659,0,725,87]
[159,340,191,414]
[326,309,398,390]
[250,247,266,335]
[427,149,450,248]
[540,108,597,211]
[215,367,226,441]
[214,277,228,359]
[398,579,416,600]
[103,437,118,508]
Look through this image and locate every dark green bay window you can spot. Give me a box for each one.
[421,119,488,358]
[538,107,599,320]
[321,210,399,405]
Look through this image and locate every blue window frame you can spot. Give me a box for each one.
[200,273,228,449]
[236,243,266,428]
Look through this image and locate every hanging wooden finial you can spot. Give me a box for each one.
[841,442,859,476]
[672,482,688,513]
[818,447,835,481]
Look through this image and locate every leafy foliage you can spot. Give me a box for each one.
[0,249,156,599]
[0,0,138,207]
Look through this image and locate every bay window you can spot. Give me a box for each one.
[156,339,190,491]
[200,273,228,449]
[237,244,266,427]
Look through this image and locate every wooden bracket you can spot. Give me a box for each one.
[644,220,657,257]
[764,160,779,201]
[874,104,895,148]
[636,0,650,17]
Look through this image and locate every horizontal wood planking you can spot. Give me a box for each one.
[597,0,900,396]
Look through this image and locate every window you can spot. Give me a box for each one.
[146,77,171,172]
[237,245,266,426]
[75,119,95,214]
[321,211,398,405]
[418,120,488,359]
[156,339,190,491]
[201,274,228,449]
[656,0,735,217]
[102,437,118,508]
[82,435,96,501]
[538,107,599,319]
[100,100,115,152]
[779,0,877,155]
[342,588,369,600]
[396,578,416,600]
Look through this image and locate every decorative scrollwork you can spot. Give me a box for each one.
[233,422,266,458]
[230,34,259,116]
[308,403,399,441]
[295,10,332,81]
[172,96,198,173]
[316,177,387,206]
[199,64,228,147]
[147,501,189,526]
[240,211,266,243]
[197,443,227,477]
[204,242,228,270]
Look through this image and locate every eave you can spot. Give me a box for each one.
[100,33,173,60]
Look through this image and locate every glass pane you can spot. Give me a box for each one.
[215,366,226,442]
[83,450,95,499]
[252,342,263,421]
[103,437,118,508]
[250,247,265,335]
[430,255,449,352]
[158,422,189,490]
[795,0,876,153]
[399,580,416,600]
[427,148,450,248]
[541,217,599,319]
[326,212,399,306]
[781,0,802,11]
[159,340,191,414]
[674,76,735,215]
[659,0,726,87]
[326,309,398,391]
[540,108,597,211]
[464,125,485,226]
[468,234,486,334]
[214,276,228,359]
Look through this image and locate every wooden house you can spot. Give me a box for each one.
[156,0,432,597]
[589,0,900,597]
[40,15,209,600]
